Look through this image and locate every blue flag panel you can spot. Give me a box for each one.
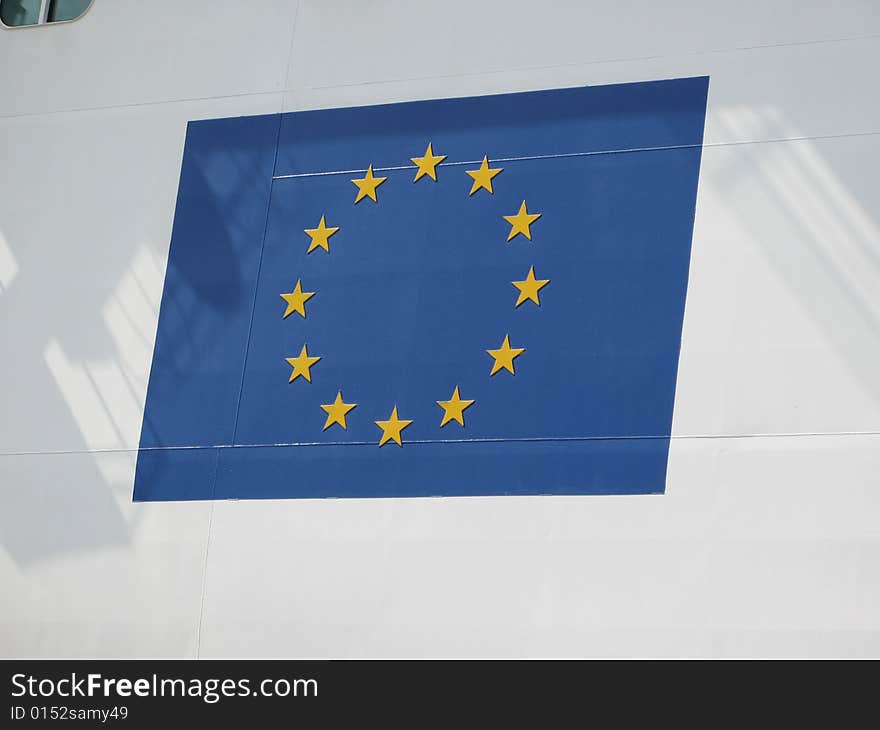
[134,77,709,501]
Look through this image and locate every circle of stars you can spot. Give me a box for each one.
[285,143,550,447]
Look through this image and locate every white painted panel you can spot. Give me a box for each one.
[676,133,880,436]
[0,451,210,657]
[0,94,282,454]
[286,31,880,146]
[198,434,880,657]
[0,0,297,116]
[290,0,880,92]
[1,1,878,659]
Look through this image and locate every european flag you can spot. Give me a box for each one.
[134,77,708,501]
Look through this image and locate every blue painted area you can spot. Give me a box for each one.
[275,77,709,176]
[134,77,708,501]
[134,113,279,499]
[213,439,670,499]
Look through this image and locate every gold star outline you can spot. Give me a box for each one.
[285,344,321,383]
[411,142,447,182]
[437,386,475,427]
[280,279,315,319]
[487,335,525,376]
[352,164,387,203]
[375,406,413,447]
[465,155,502,195]
[503,200,541,241]
[304,215,339,254]
[512,266,550,307]
[321,391,357,430]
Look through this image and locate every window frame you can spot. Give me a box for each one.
[0,0,94,29]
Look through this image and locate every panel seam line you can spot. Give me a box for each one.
[271,130,880,179]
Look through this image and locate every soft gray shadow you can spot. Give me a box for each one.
[0,112,267,566]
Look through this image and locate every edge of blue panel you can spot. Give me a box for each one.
[133,76,709,502]
[134,113,281,501]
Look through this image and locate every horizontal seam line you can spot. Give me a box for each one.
[3,430,880,456]
[271,130,880,179]
[4,32,877,119]
[307,32,880,90]
[0,88,284,121]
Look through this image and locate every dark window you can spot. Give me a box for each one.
[47,0,91,22]
[0,0,41,26]
[0,0,92,27]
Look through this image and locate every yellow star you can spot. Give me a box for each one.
[512,266,550,307]
[285,344,321,383]
[304,215,339,254]
[487,335,525,376]
[352,164,387,203]
[411,142,447,182]
[436,386,475,427]
[375,406,413,447]
[503,200,541,241]
[321,391,357,430]
[465,155,502,195]
[279,279,315,319]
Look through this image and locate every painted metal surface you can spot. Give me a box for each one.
[1,2,878,657]
[136,79,707,500]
